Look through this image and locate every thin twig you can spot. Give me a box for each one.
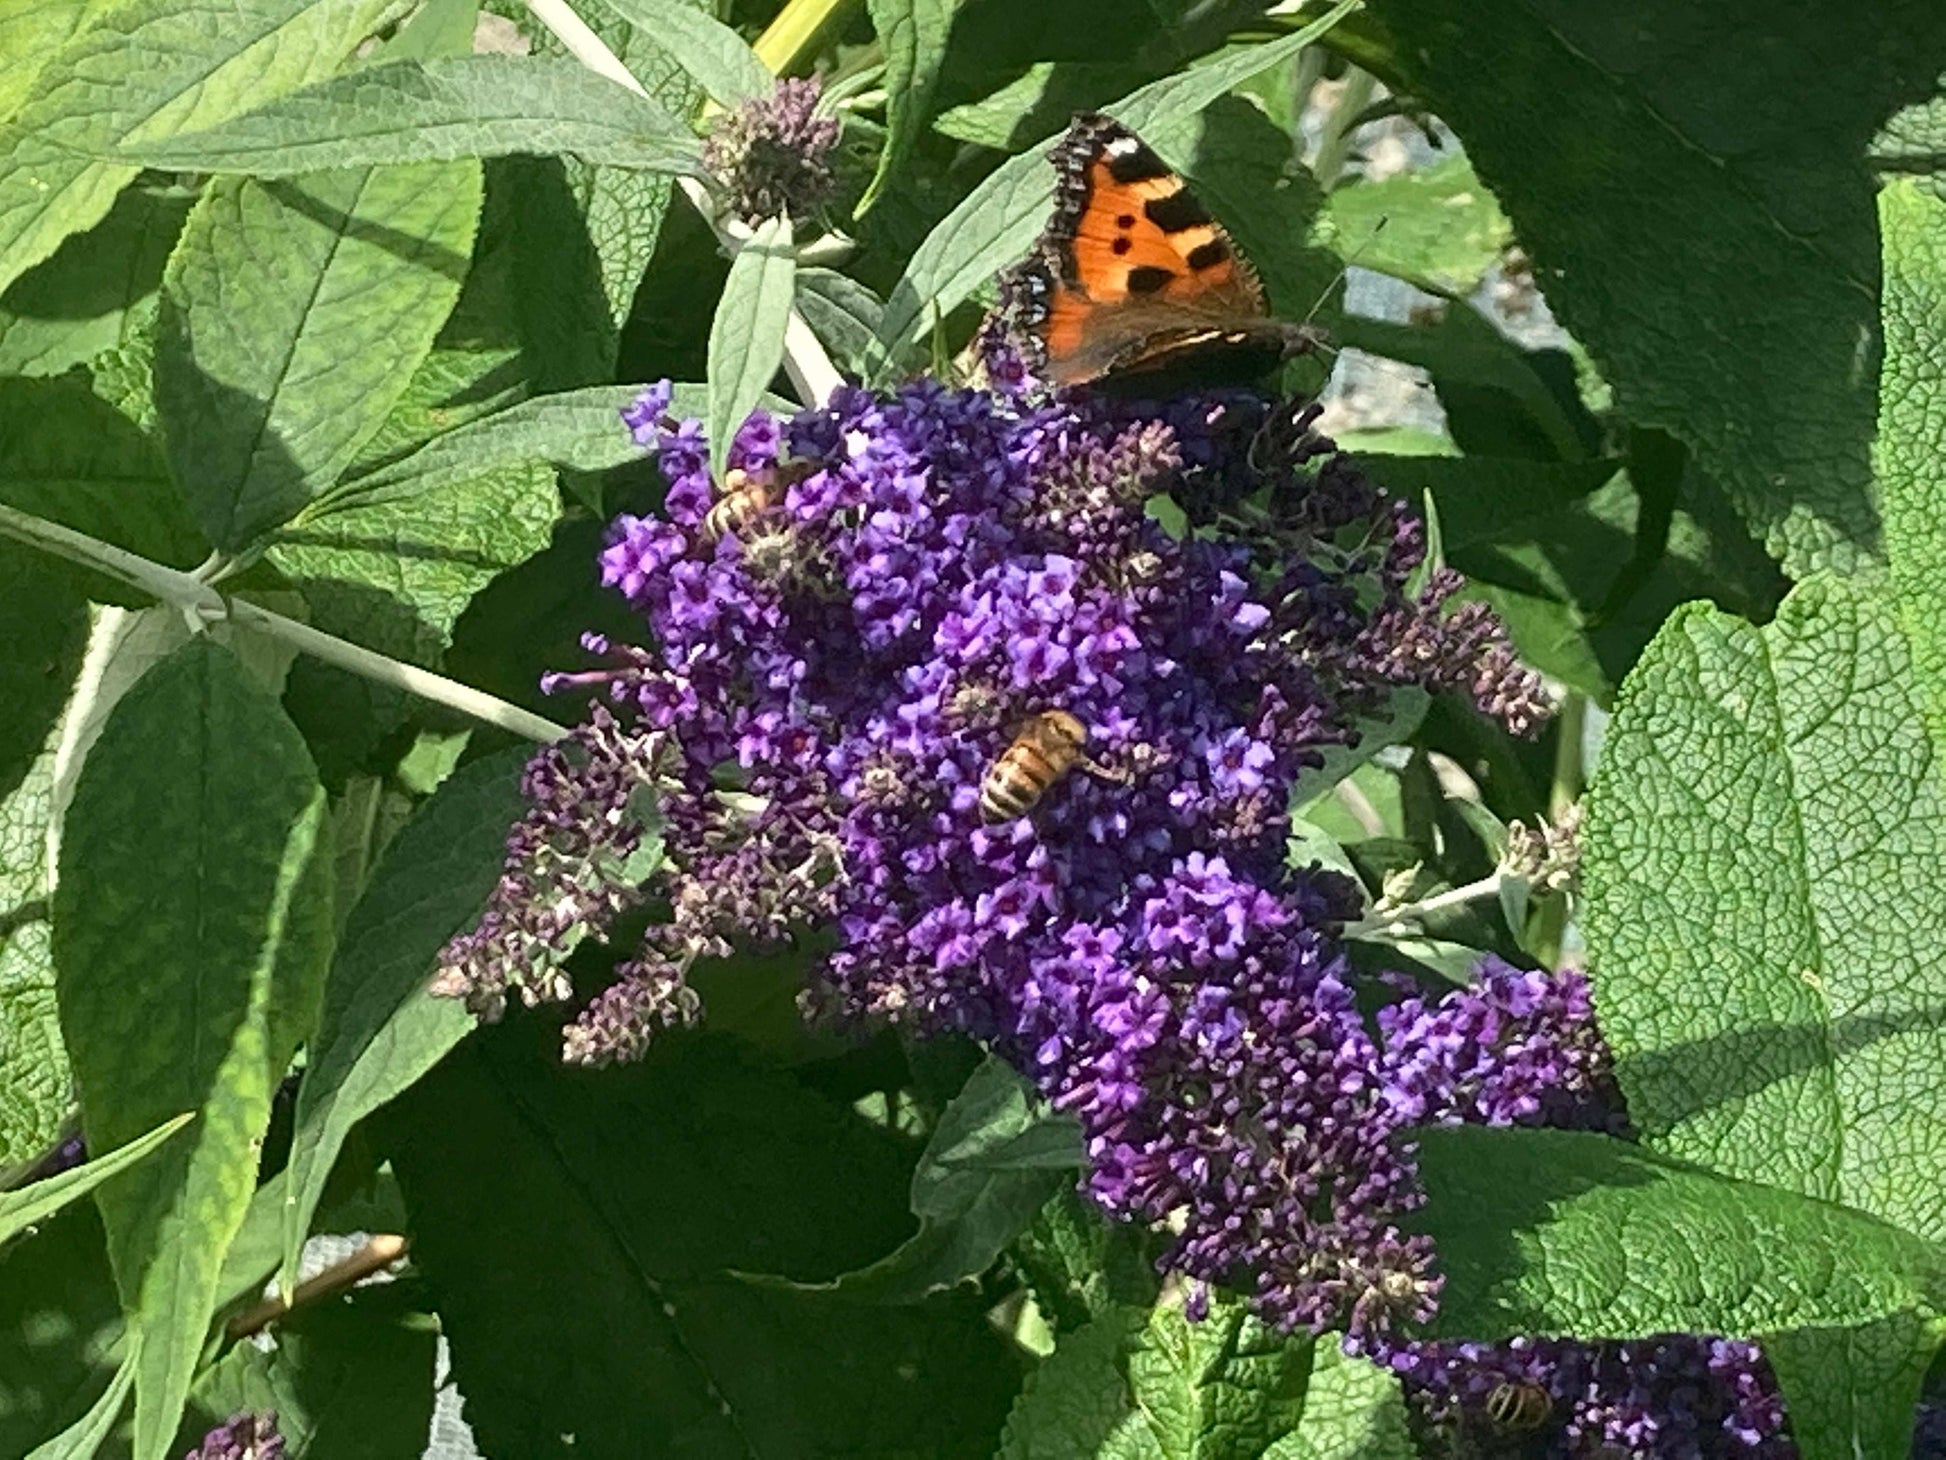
[226,1234,410,1338]
[521,0,846,406]
[0,505,569,745]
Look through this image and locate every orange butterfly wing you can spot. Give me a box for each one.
[994,114,1307,389]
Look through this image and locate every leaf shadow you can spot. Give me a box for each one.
[1612,1002,1946,1142]
[260,179,471,285]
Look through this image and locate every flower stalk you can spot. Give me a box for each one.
[0,504,569,744]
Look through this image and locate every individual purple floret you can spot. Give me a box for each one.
[436,370,1547,1337]
[702,76,841,225]
[182,1411,284,1460]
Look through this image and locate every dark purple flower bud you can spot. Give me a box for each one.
[702,77,841,225]
[182,1411,284,1460]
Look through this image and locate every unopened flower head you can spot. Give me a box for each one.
[438,367,1550,1337]
[703,77,841,225]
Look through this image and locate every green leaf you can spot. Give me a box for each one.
[1264,1345,1412,1460]
[157,162,481,552]
[0,1113,191,1245]
[322,383,708,514]
[792,268,896,380]
[1582,578,1946,1241]
[112,56,706,176]
[1333,304,1594,462]
[707,212,795,477]
[875,0,1362,353]
[997,1309,1148,1460]
[281,747,526,1286]
[1877,180,1946,763]
[933,62,1151,151]
[1367,0,1946,573]
[52,638,333,1459]
[1763,1316,1944,1460]
[0,0,119,123]
[593,0,771,107]
[0,0,394,298]
[0,548,88,1167]
[24,1342,137,1460]
[1321,152,1510,295]
[859,0,954,215]
[0,373,208,604]
[786,1055,1066,1303]
[1123,1303,1313,1460]
[0,182,189,378]
[1411,1127,1946,1339]
[183,1286,436,1456]
[480,156,621,392]
[384,1027,1020,1456]
[0,1205,126,1456]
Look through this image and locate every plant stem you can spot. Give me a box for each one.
[0,505,569,745]
[1550,690,1586,819]
[1344,872,1503,938]
[520,0,846,406]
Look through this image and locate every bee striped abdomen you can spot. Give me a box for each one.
[979,710,1089,824]
[1484,1382,1550,1432]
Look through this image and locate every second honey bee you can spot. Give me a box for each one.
[1484,1381,1551,1432]
[979,710,1124,823]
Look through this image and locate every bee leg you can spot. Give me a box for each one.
[1078,756,1131,785]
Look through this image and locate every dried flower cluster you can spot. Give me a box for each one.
[182,1412,283,1460]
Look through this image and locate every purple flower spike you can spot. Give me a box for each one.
[441,370,1555,1337]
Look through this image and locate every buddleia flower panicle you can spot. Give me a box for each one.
[437,362,1558,1338]
[182,1412,284,1460]
[702,77,840,225]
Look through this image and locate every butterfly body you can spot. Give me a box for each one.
[993,113,1323,390]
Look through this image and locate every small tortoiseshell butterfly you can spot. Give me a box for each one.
[991,112,1324,390]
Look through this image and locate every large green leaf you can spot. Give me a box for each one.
[707,212,795,476]
[875,0,1361,353]
[998,1301,1318,1460]
[0,1113,191,1245]
[593,0,770,107]
[280,748,526,1285]
[156,162,480,552]
[1366,0,1946,573]
[0,182,189,378]
[52,638,333,1459]
[0,0,393,297]
[859,0,954,215]
[0,0,119,123]
[1413,1127,1944,1338]
[319,383,693,513]
[113,55,705,176]
[0,552,87,1167]
[384,1026,1020,1457]
[1877,180,1946,762]
[1263,1346,1412,1460]
[0,373,207,604]
[783,1055,1067,1303]
[1582,578,1946,1242]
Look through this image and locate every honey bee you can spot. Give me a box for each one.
[702,467,775,544]
[1484,1381,1551,1432]
[978,710,1124,823]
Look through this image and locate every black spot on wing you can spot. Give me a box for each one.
[1105,143,1172,185]
[1185,239,1230,272]
[1125,265,1175,295]
[1144,189,1211,234]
